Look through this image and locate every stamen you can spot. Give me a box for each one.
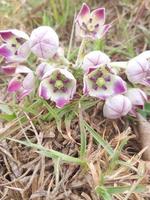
[104,76,111,82]
[102,85,107,90]
[61,87,67,92]
[89,18,92,23]
[95,24,99,28]
[49,79,56,84]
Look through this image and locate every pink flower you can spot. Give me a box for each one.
[7,66,35,101]
[82,50,110,74]
[126,55,150,86]
[29,26,59,59]
[83,64,127,100]
[0,29,30,62]
[76,3,111,40]
[125,88,147,116]
[103,94,132,119]
[39,68,76,108]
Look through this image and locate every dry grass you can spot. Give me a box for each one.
[0,0,150,199]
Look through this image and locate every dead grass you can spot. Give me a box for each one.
[0,0,150,199]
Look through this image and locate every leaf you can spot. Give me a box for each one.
[7,138,87,166]
[137,113,150,160]
[96,184,146,197]
[84,121,114,156]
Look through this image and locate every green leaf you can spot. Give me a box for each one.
[79,103,87,158]
[96,186,112,200]
[96,185,146,199]
[84,121,114,156]
[0,113,16,121]
[7,138,86,166]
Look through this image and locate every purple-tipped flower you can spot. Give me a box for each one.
[39,68,76,108]
[103,94,132,119]
[36,62,52,79]
[0,29,30,62]
[76,3,111,40]
[125,88,147,116]
[29,26,59,59]
[7,66,35,101]
[83,64,127,100]
[126,55,150,86]
[82,51,110,73]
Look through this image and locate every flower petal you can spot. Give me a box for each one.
[39,80,51,100]
[0,29,29,41]
[8,78,21,92]
[1,64,16,75]
[113,78,127,94]
[36,62,53,79]
[22,71,35,90]
[91,8,105,25]
[55,98,69,108]
[125,88,147,108]
[96,24,111,39]
[76,3,90,25]
[17,41,30,59]
[0,44,13,58]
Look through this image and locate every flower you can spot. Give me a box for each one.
[36,62,52,79]
[126,55,150,86]
[0,29,30,62]
[103,94,132,119]
[83,64,127,99]
[125,88,147,116]
[76,3,111,39]
[39,68,76,108]
[7,66,35,101]
[82,50,110,73]
[29,26,59,59]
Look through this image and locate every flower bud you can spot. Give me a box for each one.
[126,56,150,86]
[29,26,59,59]
[103,94,132,119]
[82,51,110,74]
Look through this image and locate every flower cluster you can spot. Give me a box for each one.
[0,3,149,119]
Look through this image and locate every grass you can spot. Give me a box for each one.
[0,0,150,199]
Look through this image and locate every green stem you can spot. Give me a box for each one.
[75,38,87,67]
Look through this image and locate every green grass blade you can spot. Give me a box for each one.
[7,138,86,165]
[84,121,114,156]
[79,103,87,159]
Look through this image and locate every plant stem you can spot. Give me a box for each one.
[75,38,87,67]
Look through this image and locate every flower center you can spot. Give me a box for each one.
[88,66,112,90]
[55,80,64,89]
[96,77,105,87]
[49,71,70,93]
